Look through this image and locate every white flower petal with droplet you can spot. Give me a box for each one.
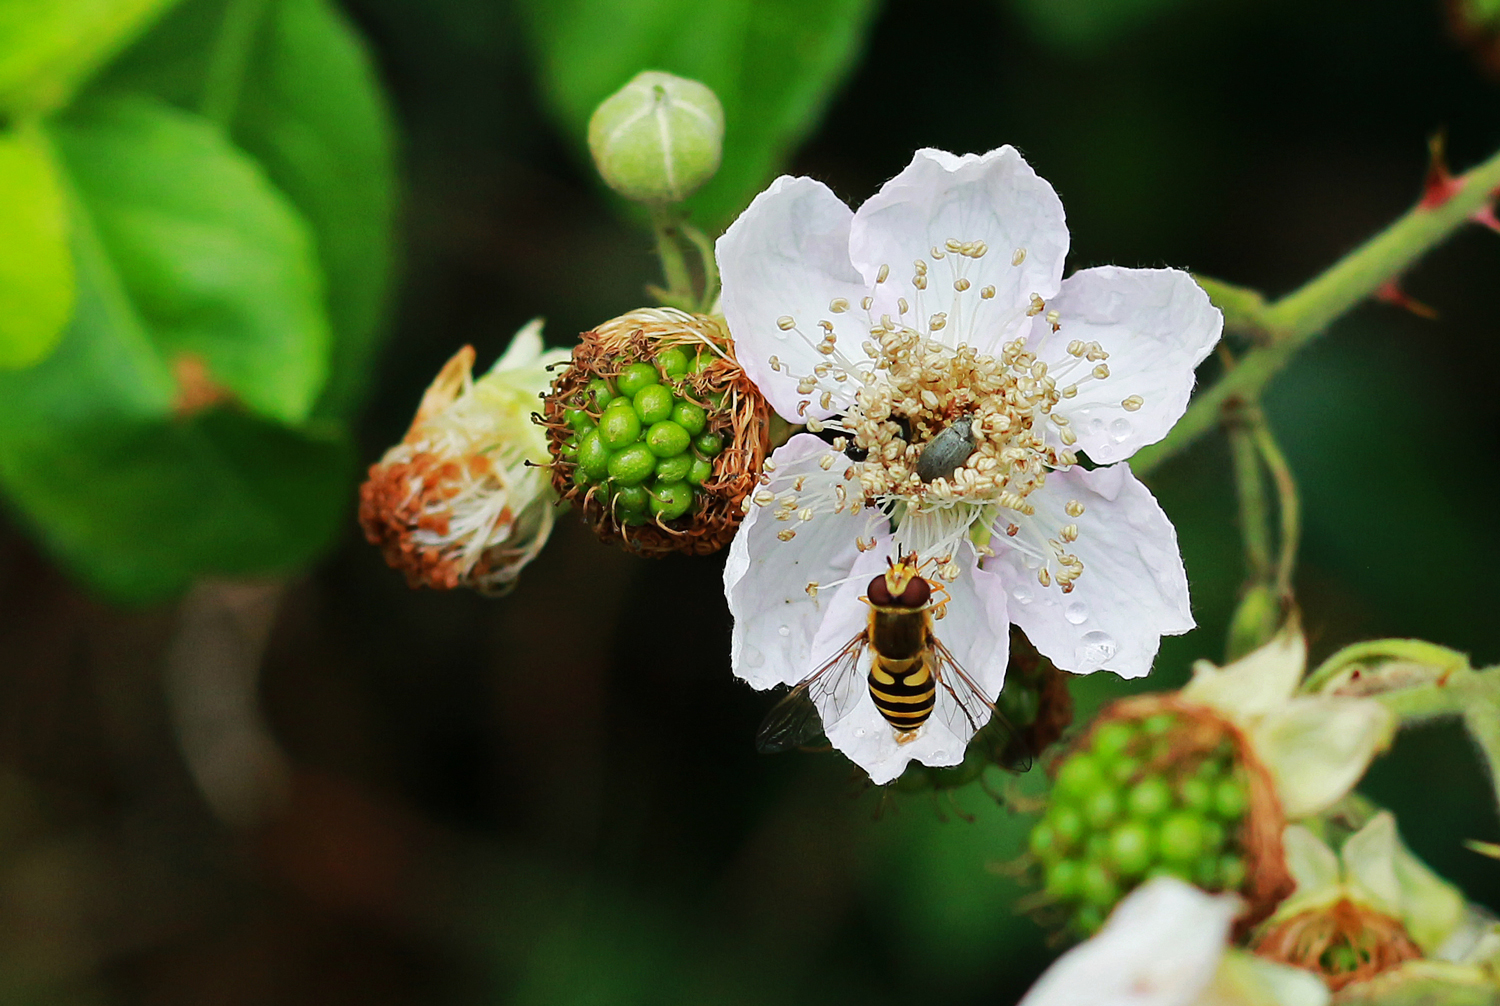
[724,434,883,689]
[987,463,1193,679]
[1019,878,1239,1006]
[1039,266,1222,465]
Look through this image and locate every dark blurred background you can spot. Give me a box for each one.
[3,0,1500,1002]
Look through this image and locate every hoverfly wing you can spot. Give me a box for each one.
[754,633,868,754]
[929,636,1034,772]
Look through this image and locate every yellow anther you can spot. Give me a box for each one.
[1065,500,1085,517]
[830,298,849,313]
[1122,395,1144,412]
[1012,247,1027,266]
[1093,364,1110,380]
[1061,524,1079,542]
[777,529,797,541]
[954,277,971,292]
[877,264,890,283]
[777,315,796,330]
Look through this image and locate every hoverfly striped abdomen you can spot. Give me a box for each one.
[865,570,937,737]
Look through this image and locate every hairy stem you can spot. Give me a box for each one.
[1135,144,1500,475]
[1252,418,1301,597]
[1228,417,1272,582]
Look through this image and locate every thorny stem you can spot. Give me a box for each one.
[1134,142,1500,475]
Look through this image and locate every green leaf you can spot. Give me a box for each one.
[92,0,399,417]
[0,94,344,600]
[50,94,330,424]
[0,123,75,369]
[519,0,880,230]
[1008,0,1190,51]
[0,0,181,115]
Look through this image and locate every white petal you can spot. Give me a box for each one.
[849,147,1068,356]
[724,434,884,689]
[1250,696,1395,819]
[987,463,1193,679]
[1042,267,1222,465]
[717,176,869,422]
[821,557,1010,785]
[494,317,546,370]
[1181,629,1306,723]
[1019,877,1236,1006]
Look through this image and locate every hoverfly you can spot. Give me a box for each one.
[756,552,1026,768]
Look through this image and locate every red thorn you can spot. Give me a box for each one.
[1375,280,1439,320]
[1471,204,1500,233]
[1420,132,1466,209]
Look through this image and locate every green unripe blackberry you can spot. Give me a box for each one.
[608,444,655,485]
[1107,821,1154,877]
[565,407,595,433]
[612,484,649,514]
[1028,701,1263,937]
[1214,779,1248,818]
[1179,776,1214,814]
[654,453,693,482]
[1056,753,1103,800]
[1083,787,1121,830]
[656,347,690,378]
[646,420,691,457]
[688,350,713,375]
[1126,777,1172,819]
[687,456,712,486]
[585,378,614,410]
[1079,863,1119,908]
[649,480,694,520]
[634,384,675,424]
[599,407,642,449]
[672,400,708,436]
[577,431,611,481]
[1158,811,1207,864]
[693,431,724,456]
[617,362,659,398]
[1045,859,1081,901]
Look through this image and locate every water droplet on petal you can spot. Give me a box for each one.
[1076,630,1117,665]
[1110,418,1132,443]
[933,750,948,761]
[1064,600,1089,624]
[1088,417,1106,437]
[778,624,791,637]
[746,646,766,668]
[855,727,867,738]
[1011,584,1034,605]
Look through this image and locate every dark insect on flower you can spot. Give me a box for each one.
[915,416,977,483]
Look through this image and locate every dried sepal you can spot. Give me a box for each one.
[360,323,566,593]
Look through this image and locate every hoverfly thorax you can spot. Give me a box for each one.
[866,562,933,663]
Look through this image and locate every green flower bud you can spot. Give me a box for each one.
[587,71,725,204]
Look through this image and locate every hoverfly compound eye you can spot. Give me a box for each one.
[898,576,931,608]
[867,573,895,606]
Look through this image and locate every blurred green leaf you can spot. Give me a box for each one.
[0,94,346,600]
[51,95,330,424]
[519,0,880,230]
[0,123,74,369]
[1008,0,1188,51]
[0,0,181,114]
[94,0,398,417]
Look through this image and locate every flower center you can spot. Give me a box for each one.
[750,238,1144,593]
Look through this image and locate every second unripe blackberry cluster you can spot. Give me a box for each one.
[1030,710,1251,935]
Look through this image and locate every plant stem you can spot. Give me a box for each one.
[648,205,698,309]
[680,222,720,312]
[1252,418,1300,597]
[1135,143,1500,475]
[200,0,270,127]
[1228,416,1272,582]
